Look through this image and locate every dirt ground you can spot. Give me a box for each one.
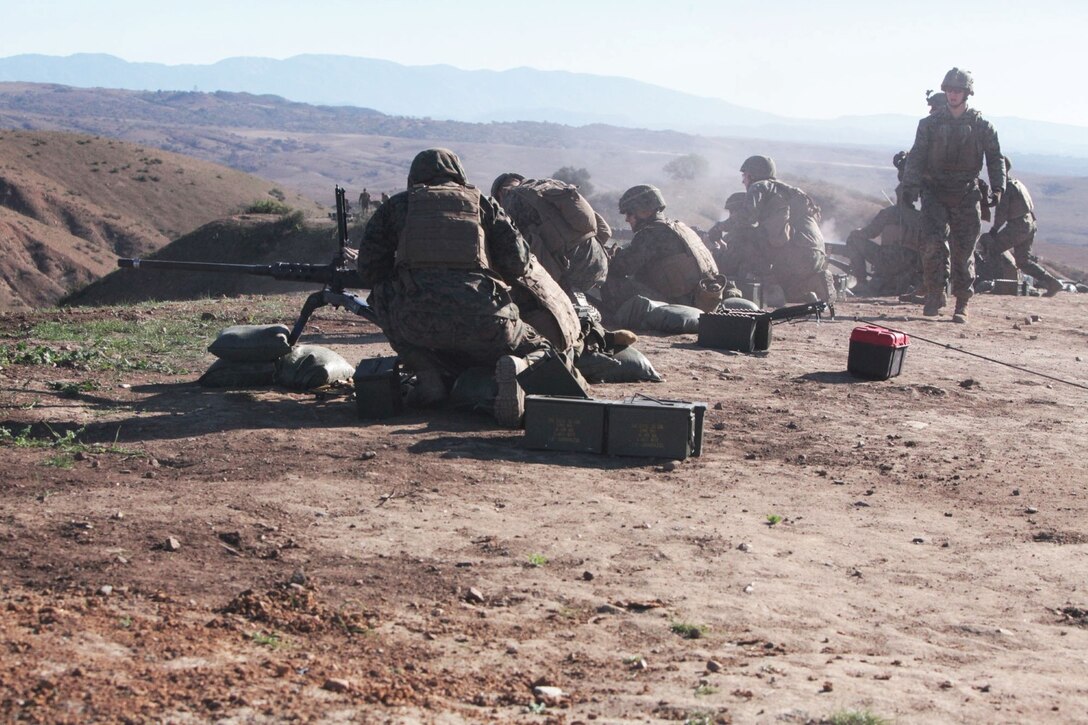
[2,291,1088,724]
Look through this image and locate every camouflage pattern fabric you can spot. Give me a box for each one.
[846,204,923,295]
[500,182,609,295]
[733,179,830,302]
[356,149,552,379]
[902,106,1004,305]
[603,212,718,309]
[984,177,1057,285]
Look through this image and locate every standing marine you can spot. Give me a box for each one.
[901,68,1005,323]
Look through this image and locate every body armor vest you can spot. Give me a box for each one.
[397,184,489,270]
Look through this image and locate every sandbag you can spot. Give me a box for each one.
[578,347,663,383]
[198,359,277,388]
[275,345,356,390]
[207,324,292,362]
[645,304,702,334]
[614,295,701,334]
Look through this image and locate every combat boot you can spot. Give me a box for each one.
[922,292,945,317]
[1042,276,1064,297]
[952,299,969,324]
[493,355,527,428]
[405,369,448,408]
[606,329,639,348]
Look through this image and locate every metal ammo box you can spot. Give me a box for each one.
[991,278,1023,295]
[606,396,707,459]
[353,356,404,419]
[523,395,608,453]
[697,310,772,352]
[524,395,706,459]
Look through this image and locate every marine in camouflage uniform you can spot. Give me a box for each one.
[601,184,720,311]
[706,192,770,282]
[901,68,1005,323]
[978,156,1063,295]
[491,173,611,299]
[733,155,832,303]
[356,148,553,420]
[846,152,923,296]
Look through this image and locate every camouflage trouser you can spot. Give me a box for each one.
[383,305,551,379]
[600,275,696,312]
[560,238,610,295]
[919,191,981,301]
[984,218,1057,284]
[848,238,922,295]
[768,247,832,303]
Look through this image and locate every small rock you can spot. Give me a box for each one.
[713,402,724,410]
[737,542,750,552]
[505,643,519,655]
[959,378,980,389]
[361,451,377,460]
[582,570,595,581]
[289,570,308,586]
[1025,507,1039,515]
[1012,488,1021,496]
[163,537,181,552]
[660,461,679,472]
[218,531,243,548]
[533,685,566,703]
[322,678,350,693]
[596,603,624,615]
[743,583,754,594]
[912,537,925,544]
[98,585,113,597]
[465,587,485,604]
[706,659,723,673]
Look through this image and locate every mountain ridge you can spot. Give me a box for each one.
[2,53,1086,162]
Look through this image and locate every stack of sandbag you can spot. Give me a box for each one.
[199,325,355,390]
[199,324,292,388]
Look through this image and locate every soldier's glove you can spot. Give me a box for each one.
[988,191,1001,207]
[900,186,919,208]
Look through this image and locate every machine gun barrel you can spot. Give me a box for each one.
[117,258,365,289]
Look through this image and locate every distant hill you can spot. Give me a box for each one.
[0,129,320,309]
[2,53,1087,164]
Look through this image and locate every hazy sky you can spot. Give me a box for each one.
[3,0,1086,127]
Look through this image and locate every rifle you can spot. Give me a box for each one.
[769,299,831,323]
[117,185,376,345]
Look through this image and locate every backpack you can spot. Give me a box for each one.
[507,178,598,256]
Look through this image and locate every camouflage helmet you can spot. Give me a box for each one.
[740,155,776,182]
[940,68,974,96]
[892,151,908,170]
[724,192,748,210]
[926,90,947,109]
[490,172,524,201]
[618,184,666,215]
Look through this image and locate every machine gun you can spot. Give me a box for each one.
[117,185,376,345]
